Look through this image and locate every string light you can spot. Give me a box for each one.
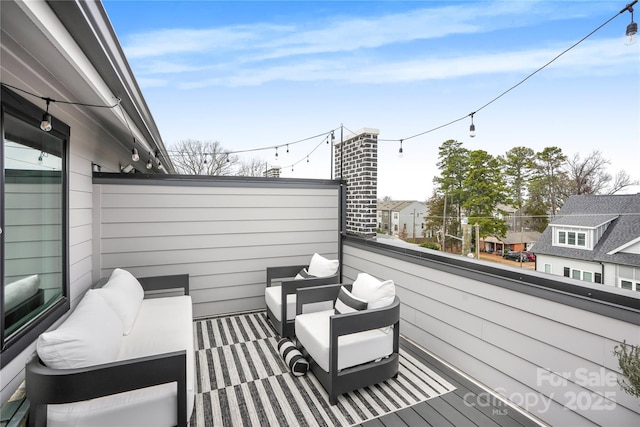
[1,82,121,133]
[131,139,140,161]
[398,140,404,158]
[469,113,476,138]
[146,153,153,169]
[40,98,52,132]
[624,1,638,44]
[377,2,633,146]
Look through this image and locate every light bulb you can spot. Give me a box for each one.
[398,140,404,158]
[131,146,140,162]
[469,123,476,138]
[626,21,638,45]
[146,158,153,169]
[40,113,52,132]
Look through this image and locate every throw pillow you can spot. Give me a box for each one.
[277,337,309,376]
[36,290,123,369]
[97,268,145,335]
[307,253,339,278]
[294,268,315,280]
[334,286,368,314]
[351,272,395,309]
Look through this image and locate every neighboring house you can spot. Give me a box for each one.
[533,194,640,291]
[377,200,426,238]
[482,231,542,253]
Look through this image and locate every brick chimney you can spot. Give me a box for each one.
[334,128,378,237]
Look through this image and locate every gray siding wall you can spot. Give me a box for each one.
[93,180,341,318]
[343,240,640,427]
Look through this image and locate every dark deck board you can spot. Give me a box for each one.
[396,338,543,427]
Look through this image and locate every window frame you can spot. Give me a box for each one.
[0,87,70,365]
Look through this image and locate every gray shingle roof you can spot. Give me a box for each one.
[534,194,640,267]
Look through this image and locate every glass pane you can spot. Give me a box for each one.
[568,232,576,245]
[3,113,64,337]
[572,270,581,280]
[621,280,632,290]
[577,233,586,246]
[558,232,566,244]
[582,272,592,282]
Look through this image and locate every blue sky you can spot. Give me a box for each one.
[103,0,640,199]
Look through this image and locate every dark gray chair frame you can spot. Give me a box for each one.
[295,284,400,405]
[26,274,190,427]
[266,265,340,338]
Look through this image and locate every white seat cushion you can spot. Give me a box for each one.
[295,309,393,372]
[265,286,296,322]
[47,295,194,427]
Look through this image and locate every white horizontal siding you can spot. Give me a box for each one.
[343,242,640,427]
[95,182,340,318]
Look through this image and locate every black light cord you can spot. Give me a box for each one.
[0,82,121,109]
[378,0,637,143]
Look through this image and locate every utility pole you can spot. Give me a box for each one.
[442,194,447,252]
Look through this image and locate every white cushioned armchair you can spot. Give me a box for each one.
[294,273,400,404]
[265,253,340,337]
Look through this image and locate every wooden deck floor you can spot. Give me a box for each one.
[361,339,546,427]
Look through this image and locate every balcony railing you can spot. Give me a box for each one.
[92,173,640,426]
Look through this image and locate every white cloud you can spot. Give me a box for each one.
[176,38,637,88]
[122,1,544,61]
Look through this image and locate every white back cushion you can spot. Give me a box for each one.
[307,253,339,278]
[351,273,395,309]
[5,275,39,312]
[37,290,123,369]
[96,268,145,335]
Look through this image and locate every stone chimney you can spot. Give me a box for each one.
[334,128,378,237]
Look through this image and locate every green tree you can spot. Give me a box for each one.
[503,146,535,210]
[433,139,469,231]
[534,147,567,217]
[524,178,550,232]
[462,150,508,238]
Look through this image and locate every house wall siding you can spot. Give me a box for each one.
[343,240,640,427]
[93,180,341,318]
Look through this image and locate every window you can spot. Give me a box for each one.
[594,273,602,284]
[544,264,551,274]
[1,87,69,364]
[572,269,581,280]
[563,267,570,277]
[557,229,588,248]
[582,272,593,282]
[577,233,586,247]
[620,279,640,292]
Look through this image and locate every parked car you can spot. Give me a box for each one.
[522,251,536,262]
[503,251,527,262]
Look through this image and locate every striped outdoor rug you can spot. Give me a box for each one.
[190,312,455,427]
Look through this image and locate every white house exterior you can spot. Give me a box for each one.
[0,0,173,401]
[533,194,640,291]
[377,200,426,238]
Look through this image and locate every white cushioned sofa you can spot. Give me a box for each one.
[26,269,193,427]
